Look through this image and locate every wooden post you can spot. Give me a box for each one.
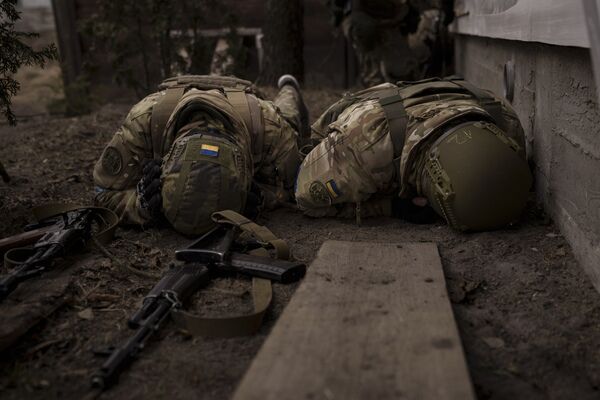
[51,0,83,87]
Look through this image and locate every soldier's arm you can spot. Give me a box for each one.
[93,93,159,225]
[409,0,454,23]
[254,98,301,205]
[295,101,397,214]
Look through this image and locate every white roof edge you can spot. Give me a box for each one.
[451,0,590,49]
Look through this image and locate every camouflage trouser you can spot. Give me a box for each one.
[273,84,306,138]
[343,10,441,86]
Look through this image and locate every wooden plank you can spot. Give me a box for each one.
[453,0,590,48]
[233,241,475,400]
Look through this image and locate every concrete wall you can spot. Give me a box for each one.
[455,35,600,290]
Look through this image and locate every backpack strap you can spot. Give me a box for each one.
[332,86,410,159]
[447,78,507,130]
[159,74,253,92]
[376,89,409,159]
[211,210,289,260]
[150,85,186,160]
[225,89,265,163]
[150,75,260,160]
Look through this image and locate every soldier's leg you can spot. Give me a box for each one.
[342,13,384,86]
[380,28,420,82]
[274,75,309,138]
[408,9,442,77]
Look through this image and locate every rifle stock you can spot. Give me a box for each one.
[0,209,93,302]
[0,226,56,256]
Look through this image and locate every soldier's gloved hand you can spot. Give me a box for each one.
[392,197,439,224]
[243,181,264,220]
[137,159,163,220]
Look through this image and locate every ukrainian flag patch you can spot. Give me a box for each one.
[325,179,341,199]
[199,144,219,157]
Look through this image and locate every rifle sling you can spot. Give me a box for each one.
[170,209,289,338]
[171,275,272,338]
[212,210,290,260]
[151,86,186,160]
[4,204,119,269]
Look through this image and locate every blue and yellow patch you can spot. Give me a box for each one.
[325,179,341,199]
[199,144,220,157]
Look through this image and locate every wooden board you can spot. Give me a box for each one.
[233,241,475,400]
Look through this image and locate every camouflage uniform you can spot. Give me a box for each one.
[94,82,302,227]
[295,79,527,219]
[331,0,451,86]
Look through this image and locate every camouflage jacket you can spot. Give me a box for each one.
[295,80,525,217]
[93,88,299,225]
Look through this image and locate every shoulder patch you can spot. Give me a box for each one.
[200,144,220,157]
[101,146,123,176]
[309,181,332,205]
[325,179,342,199]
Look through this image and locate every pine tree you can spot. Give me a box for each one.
[0,0,57,125]
[259,0,304,85]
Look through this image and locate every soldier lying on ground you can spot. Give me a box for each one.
[93,74,308,235]
[328,0,455,86]
[295,77,533,231]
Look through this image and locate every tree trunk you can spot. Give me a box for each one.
[259,0,304,85]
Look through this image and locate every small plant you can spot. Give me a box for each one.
[0,0,57,125]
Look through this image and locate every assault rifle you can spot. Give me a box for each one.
[0,208,94,302]
[91,224,306,391]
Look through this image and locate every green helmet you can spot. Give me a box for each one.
[419,121,532,231]
[161,127,252,235]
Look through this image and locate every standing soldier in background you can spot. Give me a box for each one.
[93,74,307,235]
[328,0,455,86]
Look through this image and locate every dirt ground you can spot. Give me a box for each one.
[1,85,600,400]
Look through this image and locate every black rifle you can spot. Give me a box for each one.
[91,225,306,391]
[0,208,93,302]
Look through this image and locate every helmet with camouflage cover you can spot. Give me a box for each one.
[419,121,532,231]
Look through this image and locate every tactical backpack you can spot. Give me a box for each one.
[150,75,266,163]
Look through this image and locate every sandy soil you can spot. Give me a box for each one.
[1,88,600,400]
